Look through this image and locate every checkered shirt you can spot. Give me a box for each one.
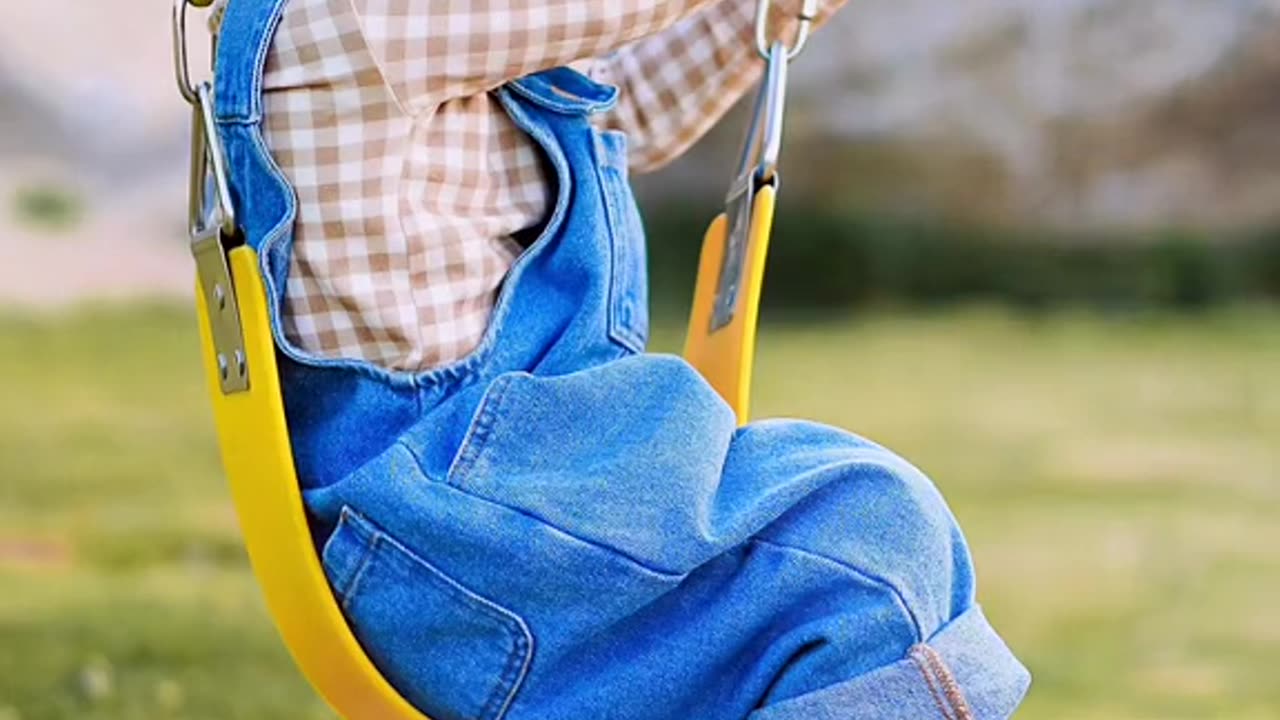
[215,0,836,370]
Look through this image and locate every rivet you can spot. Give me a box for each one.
[213,284,226,310]
[234,350,246,377]
[217,353,229,380]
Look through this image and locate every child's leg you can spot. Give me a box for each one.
[728,420,1030,719]
[304,358,1029,719]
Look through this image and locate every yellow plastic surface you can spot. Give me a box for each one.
[196,247,431,720]
[682,185,776,425]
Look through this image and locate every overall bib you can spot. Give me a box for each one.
[214,2,1031,718]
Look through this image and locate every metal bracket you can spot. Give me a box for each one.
[175,0,246,393]
[193,226,249,393]
[186,78,247,393]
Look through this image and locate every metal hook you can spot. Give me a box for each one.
[755,0,819,61]
[172,0,198,104]
[734,41,790,188]
[711,41,792,332]
[175,0,233,236]
[189,82,237,238]
[173,0,218,105]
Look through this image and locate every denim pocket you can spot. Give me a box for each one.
[594,129,649,355]
[323,507,534,720]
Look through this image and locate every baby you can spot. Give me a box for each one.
[208,0,1031,718]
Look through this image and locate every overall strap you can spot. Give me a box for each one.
[506,67,619,116]
[214,0,290,123]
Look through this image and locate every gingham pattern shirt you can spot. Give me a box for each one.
[242,0,835,371]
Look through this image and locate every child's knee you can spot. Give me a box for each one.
[755,426,977,642]
[746,429,1030,718]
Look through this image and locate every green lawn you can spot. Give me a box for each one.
[1,303,1277,719]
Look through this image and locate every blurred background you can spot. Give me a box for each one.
[1,0,1278,718]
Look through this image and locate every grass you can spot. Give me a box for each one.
[1,302,1277,719]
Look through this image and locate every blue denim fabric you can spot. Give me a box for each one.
[214,2,1031,718]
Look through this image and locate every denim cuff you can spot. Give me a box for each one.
[750,605,1030,720]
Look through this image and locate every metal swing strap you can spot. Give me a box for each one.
[710,0,817,331]
[174,0,248,395]
[681,0,815,423]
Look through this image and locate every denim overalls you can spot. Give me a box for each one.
[214,2,1030,718]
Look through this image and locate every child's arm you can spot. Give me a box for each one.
[348,0,731,113]
[594,0,846,173]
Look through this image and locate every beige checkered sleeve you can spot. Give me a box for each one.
[243,0,845,371]
[351,0,732,112]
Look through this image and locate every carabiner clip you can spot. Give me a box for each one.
[173,0,218,105]
[734,41,790,189]
[755,0,819,61]
[189,82,237,239]
[174,0,235,237]
[711,41,791,331]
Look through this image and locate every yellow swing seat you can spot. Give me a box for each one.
[180,0,808,715]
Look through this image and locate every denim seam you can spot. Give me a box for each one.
[401,437,689,582]
[337,535,381,614]
[213,0,286,122]
[246,1,282,122]
[328,508,380,604]
[912,654,953,720]
[508,75,617,115]
[374,532,533,720]
[752,538,925,641]
[594,147,645,355]
[431,378,689,581]
[445,374,516,488]
[340,508,534,720]
[910,644,973,720]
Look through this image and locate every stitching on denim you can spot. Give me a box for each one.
[482,617,533,720]
[327,508,380,604]
[463,485,687,582]
[343,510,534,720]
[446,374,517,488]
[508,74,617,115]
[214,0,287,122]
[909,645,955,720]
[337,532,381,614]
[915,643,974,720]
[248,0,286,121]
[375,534,532,720]
[402,447,689,582]
[595,148,646,356]
[752,538,924,641]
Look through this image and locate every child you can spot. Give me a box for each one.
[209,0,1031,717]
